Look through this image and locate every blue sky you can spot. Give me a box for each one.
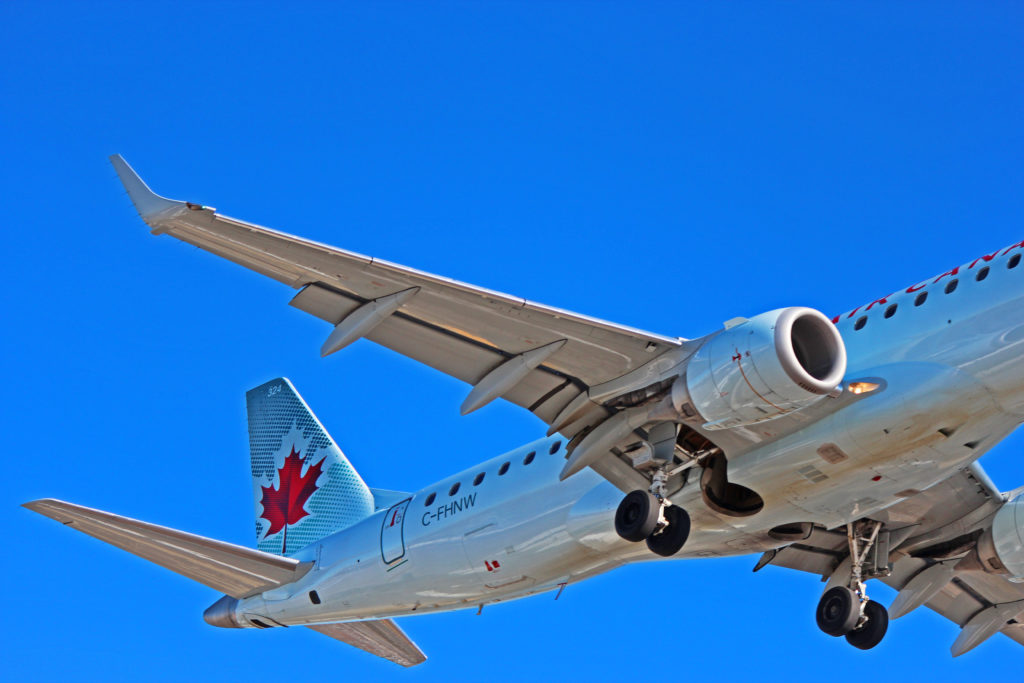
[3,2,1023,680]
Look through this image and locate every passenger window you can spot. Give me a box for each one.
[884,303,897,319]
[976,266,990,282]
[473,472,485,486]
[549,441,562,454]
[523,451,535,465]
[945,279,958,294]
[1009,254,1021,269]
[854,315,867,331]
[449,482,461,496]
[424,492,436,506]
[914,291,928,307]
[498,462,510,476]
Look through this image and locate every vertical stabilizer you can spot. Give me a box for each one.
[247,378,374,556]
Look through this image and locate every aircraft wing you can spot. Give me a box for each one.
[23,499,312,599]
[755,462,1024,656]
[110,155,682,437]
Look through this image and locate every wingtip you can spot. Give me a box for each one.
[109,154,185,221]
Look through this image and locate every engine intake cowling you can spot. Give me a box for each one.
[676,307,846,430]
[974,492,1024,581]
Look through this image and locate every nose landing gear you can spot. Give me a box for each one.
[613,470,691,556]
[815,521,889,650]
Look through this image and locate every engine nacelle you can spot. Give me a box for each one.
[974,492,1024,580]
[675,307,846,430]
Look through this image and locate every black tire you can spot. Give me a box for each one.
[816,586,860,637]
[646,505,691,557]
[845,600,888,650]
[614,490,659,542]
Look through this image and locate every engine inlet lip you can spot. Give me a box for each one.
[773,307,847,395]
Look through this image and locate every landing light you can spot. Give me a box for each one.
[848,381,880,395]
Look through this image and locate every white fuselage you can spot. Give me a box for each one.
[234,243,1024,628]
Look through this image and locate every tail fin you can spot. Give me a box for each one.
[247,378,374,556]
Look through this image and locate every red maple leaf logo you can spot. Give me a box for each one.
[260,445,324,553]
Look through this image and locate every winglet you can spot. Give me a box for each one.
[108,154,188,222]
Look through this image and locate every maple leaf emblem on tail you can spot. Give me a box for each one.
[260,445,324,554]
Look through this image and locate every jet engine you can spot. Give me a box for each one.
[673,307,846,430]
[560,307,847,481]
[970,491,1024,580]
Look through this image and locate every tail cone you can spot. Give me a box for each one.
[203,595,240,628]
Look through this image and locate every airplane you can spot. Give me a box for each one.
[23,155,1024,666]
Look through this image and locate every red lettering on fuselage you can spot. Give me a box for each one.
[932,266,960,284]
[1002,240,1024,256]
[833,240,1021,322]
[864,294,895,311]
[969,251,999,269]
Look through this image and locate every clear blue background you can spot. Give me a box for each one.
[3,2,1022,680]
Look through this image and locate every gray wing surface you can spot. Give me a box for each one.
[307,620,427,667]
[756,462,1024,655]
[110,155,681,430]
[24,499,311,599]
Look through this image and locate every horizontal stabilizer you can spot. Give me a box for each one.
[24,499,311,599]
[307,620,426,667]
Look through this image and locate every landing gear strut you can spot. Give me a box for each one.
[814,520,889,650]
[614,470,690,556]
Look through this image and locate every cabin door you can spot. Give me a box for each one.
[380,499,411,564]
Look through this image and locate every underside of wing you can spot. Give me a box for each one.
[109,155,681,433]
[757,463,1024,656]
[108,156,852,499]
[307,620,427,667]
[24,499,311,599]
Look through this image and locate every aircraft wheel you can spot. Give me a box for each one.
[615,490,660,542]
[845,600,888,650]
[646,505,690,557]
[816,586,860,636]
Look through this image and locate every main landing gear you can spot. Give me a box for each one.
[815,520,889,650]
[614,471,690,557]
